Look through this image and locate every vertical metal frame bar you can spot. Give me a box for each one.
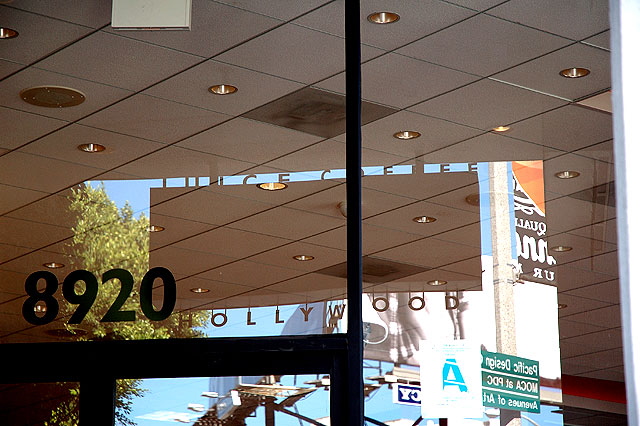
[344,0,364,425]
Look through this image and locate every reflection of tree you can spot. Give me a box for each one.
[46,184,209,426]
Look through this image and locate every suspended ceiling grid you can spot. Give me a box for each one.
[0,0,619,384]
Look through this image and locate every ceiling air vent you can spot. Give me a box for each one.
[316,256,428,284]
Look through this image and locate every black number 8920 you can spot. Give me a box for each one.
[22,267,176,325]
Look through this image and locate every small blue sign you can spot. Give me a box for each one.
[393,384,422,406]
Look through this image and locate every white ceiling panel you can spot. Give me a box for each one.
[583,30,610,51]
[150,186,273,226]
[232,205,345,240]
[20,124,166,170]
[574,139,613,163]
[546,196,615,233]
[149,213,215,250]
[0,244,32,265]
[0,67,133,122]
[7,0,112,28]
[567,251,619,278]
[557,294,613,319]
[217,23,345,84]
[79,94,231,144]
[444,0,505,11]
[375,237,480,270]
[356,111,483,159]
[106,0,281,58]
[144,60,304,116]
[0,151,105,194]
[294,0,475,52]
[0,59,23,79]
[488,0,609,41]
[397,14,570,77]
[214,0,330,21]
[0,216,71,250]
[0,107,67,151]
[37,31,202,91]
[4,192,74,227]
[150,246,234,277]
[0,184,49,216]
[545,234,615,266]
[0,6,93,64]
[409,78,568,131]
[505,105,613,153]
[196,260,302,289]
[422,132,554,164]
[578,367,625,382]
[561,304,621,330]
[554,263,617,292]
[174,226,289,259]
[558,317,610,339]
[365,200,479,238]
[317,53,478,109]
[247,241,345,272]
[566,279,620,305]
[178,117,324,165]
[492,43,611,101]
[568,218,617,246]
[544,152,614,197]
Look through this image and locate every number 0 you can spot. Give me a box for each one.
[140,267,176,321]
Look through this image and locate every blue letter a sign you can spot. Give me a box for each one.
[442,358,468,392]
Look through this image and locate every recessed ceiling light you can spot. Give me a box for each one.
[258,182,287,191]
[208,84,237,95]
[20,86,86,108]
[43,262,64,269]
[148,225,165,233]
[293,255,314,261]
[492,126,510,132]
[554,170,580,179]
[413,216,436,223]
[550,245,573,252]
[427,279,447,286]
[558,303,568,309]
[0,27,18,39]
[465,193,480,206]
[367,12,400,24]
[34,304,47,314]
[190,287,210,294]
[560,67,590,78]
[393,131,421,140]
[77,143,106,153]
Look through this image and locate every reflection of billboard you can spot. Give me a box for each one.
[362,285,561,402]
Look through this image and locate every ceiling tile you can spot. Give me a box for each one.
[557,294,612,320]
[561,304,621,329]
[37,31,202,91]
[0,151,104,194]
[0,107,67,150]
[317,53,478,109]
[374,237,480,270]
[558,317,609,339]
[175,227,289,260]
[554,263,617,292]
[106,0,281,57]
[421,132,554,164]
[574,139,613,163]
[217,23,346,84]
[544,152,614,197]
[583,30,610,51]
[443,0,505,11]
[0,67,132,122]
[357,111,483,159]
[196,260,301,290]
[568,218,617,246]
[0,216,72,250]
[8,0,111,28]
[578,368,625,382]
[396,14,570,77]
[562,328,622,352]
[144,60,304,116]
[492,43,611,101]
[410,78,568,130]
[294,0,475,52]
[0,184,49,216]
[566,251,619,278]
[505,105,613,153]
[178,117,324,165]
[79,94,231,143]
[233,205,345,240]
[488,0,609,41]
[247,241,345,272]
[214,0,329,21]
[150,246,233,276]
[546,197,615,234]
[19,124,166,171]
[148,213,214,250]
[0,6,92,64]
[0,59,23,79]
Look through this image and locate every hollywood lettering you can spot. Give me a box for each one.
[209,293,461,327]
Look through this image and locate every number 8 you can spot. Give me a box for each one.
[22,271,59,325]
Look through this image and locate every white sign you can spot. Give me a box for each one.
[420,340,483,419]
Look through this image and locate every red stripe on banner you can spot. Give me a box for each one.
[561,374,627,404]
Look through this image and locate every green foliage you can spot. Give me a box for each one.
[48,183,209,425]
